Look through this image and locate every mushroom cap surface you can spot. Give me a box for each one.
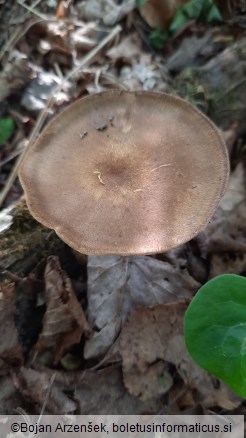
[19,91,229,255]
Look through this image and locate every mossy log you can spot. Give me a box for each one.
[0,199,70,288]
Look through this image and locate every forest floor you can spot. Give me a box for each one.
[0,0,246,417]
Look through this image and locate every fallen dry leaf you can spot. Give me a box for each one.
[84,255,200,359]
[139,0,189,29]
[0,283,23,373]
[107,33,142,62]
[122,360,173,401]
[75,364,163,414]
[120,303,242,408]
[34,256,92,365]
[202,383,242,411]
[120,302,187,400]
[14,367,76,414]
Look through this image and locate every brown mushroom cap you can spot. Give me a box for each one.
[19,91,229,255]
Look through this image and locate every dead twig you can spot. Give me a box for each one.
[0,18,46,61]
[16,0,47,20]
[0,24,122,208]
[37,373,57,423]
[0,148,24,167]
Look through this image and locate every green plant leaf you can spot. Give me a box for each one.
[169,10,189,34]
[136,0,147,7]
[184,0,204,18]
[206,4,223,22]
[0,117,15,145]
[149,27,167,49]
[185,274,246,397]
[169,0,222,35]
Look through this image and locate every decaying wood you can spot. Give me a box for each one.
[0,198,66,287]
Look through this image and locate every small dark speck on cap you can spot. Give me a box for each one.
[96,124,108,131]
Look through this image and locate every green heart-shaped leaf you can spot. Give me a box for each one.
[185,274,246,397]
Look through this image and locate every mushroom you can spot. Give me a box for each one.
[19,90,229,255]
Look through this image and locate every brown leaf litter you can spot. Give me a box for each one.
[138,0,189,29]
[21,70,72,113]
[0,0,246,416]
[120,303,242,410]
[75,364,164,414]
[5,363,165,414]
[84,255,200,359]
[33,256,92,365]
[13,367,76,414]
[0,51,33,103]
[203,163,246,276]
[77,0,135,26]
[0,376,25,414]
[0,283,23,373]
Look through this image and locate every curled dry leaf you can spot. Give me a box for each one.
[14,367,76,414]
[84,255,200,359]
[120,303,242,408]
[34,256,92,365]
[0,283,23,372]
